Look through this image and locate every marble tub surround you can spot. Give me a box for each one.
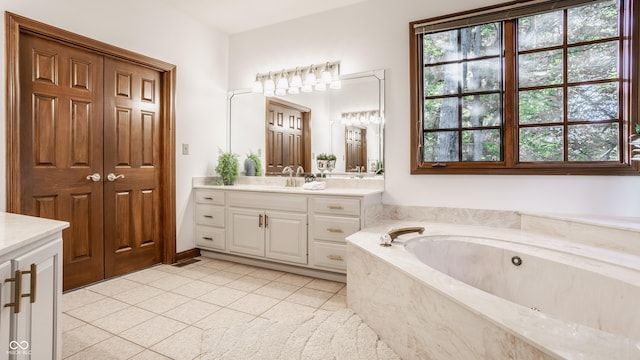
[346,222,640,360]
[382,205,521,229]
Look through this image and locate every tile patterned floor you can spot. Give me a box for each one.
[62,257,347,359]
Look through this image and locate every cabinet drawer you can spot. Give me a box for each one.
[313,215,360,243]
[195,205,225,227]
[195,189,225,205]
[312,241,346,271]
[227,191,307,212]
[312,197,360,216]
[195,226,225,250]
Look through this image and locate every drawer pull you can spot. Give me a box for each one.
[204,197,214,200]
[202,236,213,241]
[203,215,214,219]
[327,254,344,261]
[4,270,22,314]
[22,264,37,304]
[259,214,263,228]
[328,205,344,210]
[327,228,344,233]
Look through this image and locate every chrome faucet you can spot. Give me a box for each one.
[282,166,295,187]
[380,226,425,247]
[296,166,304,177]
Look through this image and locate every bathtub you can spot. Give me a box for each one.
[346,223,640,360]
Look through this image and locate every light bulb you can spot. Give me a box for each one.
[252,75,263,93]
[290,69,303,88]
[276,72,288,90]
[288,86,300,95]
[304,67,317,87]
[320,64,332,84]
[263,77,275,93]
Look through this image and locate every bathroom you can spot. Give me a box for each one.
[0,0,639,358]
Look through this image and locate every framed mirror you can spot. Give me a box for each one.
[227,69,385,177]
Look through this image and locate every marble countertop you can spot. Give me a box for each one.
[193,183,383,197]
[0,212,69,257]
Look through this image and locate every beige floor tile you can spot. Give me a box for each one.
[62,313,86,333]
[61,324,112,358]
[304,278,345,293]
[65,335,145,360]
[150,326,203,360]
[176,266,217,280]
[91,306,156,334]
[136,292,191,314]
[319,294,347,311]
[197,286,247,307]
[125,268,169,284]
[112,284,165,305]
[338,285,347,296]
[194,307,255,330]
[119,316,187,348]
[163,299,221,325]
[198,258,236,270]
[249,267,286,281]
[154,264,187,274]
[273,272,314,287]
[62,289,106,312]
[128,349,172,359]
[225,275,270,292]
[253,281,300,300]
[200,270,242,285]
[225,263,261,275]
[86,277,142,297]
[170,279,218,298]
[285,287,334,308]
[260,300,316,320]
[66,297,130,323]
[227,293,280,316]
[148,274,194,291]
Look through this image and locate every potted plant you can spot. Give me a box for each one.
[316,153,328,171]
[245,152,262,176]
[215,152,239,185]
[327,154,337,171]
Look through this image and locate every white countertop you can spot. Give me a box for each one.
[0,212,69,256]
[193,183,383,197]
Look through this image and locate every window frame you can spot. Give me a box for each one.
[409,0,640,175]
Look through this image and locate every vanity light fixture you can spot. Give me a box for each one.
[251,61,341,96]
[341,110,381,126]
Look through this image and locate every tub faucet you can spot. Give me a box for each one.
[381,227,425,246]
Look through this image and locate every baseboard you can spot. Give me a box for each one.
[174,248,201,263]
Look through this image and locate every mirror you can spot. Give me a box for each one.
[228,69,385,177]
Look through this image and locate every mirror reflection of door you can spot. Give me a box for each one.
[265,99,311,175]
[345,126,367,171]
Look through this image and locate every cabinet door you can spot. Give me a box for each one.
[0,261,11,360]
[265,211,308,264]
[227,208,265,257]
[13,238,62,360]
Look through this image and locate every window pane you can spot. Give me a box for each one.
[462,58,501,92]
[423,30,460,64]
[462,129,501,161]
[568,0,619,44]
[424,63,459,96]
[462,94,500,127]
[518,11,563,51]
[519,50,563,88]
[519,126,564,161]
[568,123,619,161]
[424,131,459,162]
[568,41,618,82]
[568,83,618,121]
[424,98,460,130]
[461,23,501,59]
[519,88,563,125]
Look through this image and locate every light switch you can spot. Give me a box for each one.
[182,143,189,155]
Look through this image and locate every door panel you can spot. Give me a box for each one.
[266,103,306,174]
[19,33,105,291]
[103,58,162,277]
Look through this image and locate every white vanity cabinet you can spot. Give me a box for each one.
[227,192,308,265]
[194,189,226,251]
[0,213,67,360]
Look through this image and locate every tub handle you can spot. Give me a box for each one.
[387,226,425,241]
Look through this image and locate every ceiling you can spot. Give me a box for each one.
[159,0,368,34]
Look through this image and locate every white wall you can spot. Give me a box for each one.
[0,0,229,252]
[228,0,640,217]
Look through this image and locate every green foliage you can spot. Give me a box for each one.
[215,152,239,185]
[247,153,262,176]
[327,154,337,161]
[636,124,640,134]
[316,153,328,160]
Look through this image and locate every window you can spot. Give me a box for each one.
[410,0,639,174]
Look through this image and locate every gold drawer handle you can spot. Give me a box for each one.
[328,205,344,210]
[4,270,22,314]
[327,254,344,261]
[203,215,214,219]
[327,228,344,233]
[22,264,37,304]
[202,236,213,241]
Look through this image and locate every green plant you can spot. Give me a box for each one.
[327,154,337,161]
[215,152,239,185]
[316,153,328,160]
[636,124,640,134]
[247,153,262,176]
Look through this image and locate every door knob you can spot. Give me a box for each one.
[86,173,101,182]
[107,173,125,182]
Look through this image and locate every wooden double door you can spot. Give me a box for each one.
[265,99,311,175]
[18,33,163,290]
